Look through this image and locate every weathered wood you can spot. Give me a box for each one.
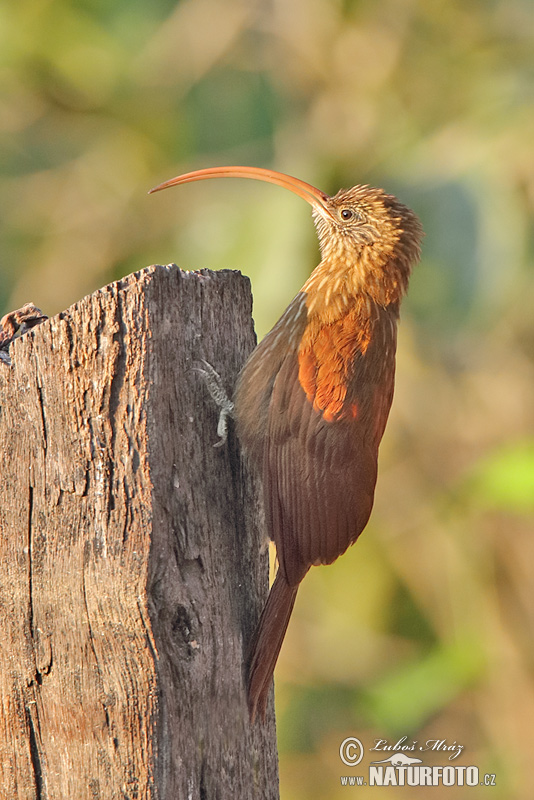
[0,266,279,799]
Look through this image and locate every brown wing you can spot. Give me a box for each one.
[235,295,397,588]
[263,352,380,586]
[234,293,310,465]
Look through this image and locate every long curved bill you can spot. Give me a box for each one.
[149,166,332,217]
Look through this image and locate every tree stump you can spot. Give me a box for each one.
[0,266,279,799]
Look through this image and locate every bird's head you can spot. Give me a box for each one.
[311,184,423,303]
[150,166,423,304]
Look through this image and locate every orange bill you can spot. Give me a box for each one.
[149,165,333,217]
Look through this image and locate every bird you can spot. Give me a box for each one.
[150,166,423,720]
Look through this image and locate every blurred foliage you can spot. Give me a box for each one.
[1,0,534,798]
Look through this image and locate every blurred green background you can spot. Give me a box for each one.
[1,0,533,797]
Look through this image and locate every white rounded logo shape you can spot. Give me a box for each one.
[339,737,364,767]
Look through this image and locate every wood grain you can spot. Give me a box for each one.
[0,266,278,799]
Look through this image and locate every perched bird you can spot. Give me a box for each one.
[150,167,423,720]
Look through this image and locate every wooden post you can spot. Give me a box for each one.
[0,266,279,800]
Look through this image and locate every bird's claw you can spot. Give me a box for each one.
[192,359,234,447]
[0,303,48,366]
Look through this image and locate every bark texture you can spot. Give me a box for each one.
[0,266,278,799]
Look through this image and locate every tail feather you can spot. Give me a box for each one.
[247,571,298,721]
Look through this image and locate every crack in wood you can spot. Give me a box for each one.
[36,381,48,450]
[26,706,43,800]
[27,483,45,687]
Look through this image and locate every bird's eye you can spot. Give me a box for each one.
[340,208,354,221]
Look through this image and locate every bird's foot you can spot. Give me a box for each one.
[0,303,48,366]
[192,359,235,447]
